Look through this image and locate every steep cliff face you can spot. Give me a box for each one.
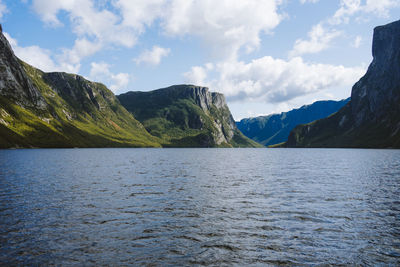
[0,26,160,148]
[0,25,46,109]
[237,98,349,146]
[118,85,260,147]
[350,20,400,127]
[285,20,400,148]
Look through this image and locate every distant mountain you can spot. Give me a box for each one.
[285,20,400,148]
[118,85,261,147]
[237,99,349,146]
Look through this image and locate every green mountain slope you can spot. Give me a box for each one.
[237,98,349,146]
[0,27,160,148]
[284,20,400,148]
[118,85,262,147]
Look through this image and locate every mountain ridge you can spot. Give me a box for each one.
[0,25,257,148]
[284,20,400,148]
[237,98,349,146]
[118,85,261,147]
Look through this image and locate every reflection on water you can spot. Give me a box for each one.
[0,148,399,265]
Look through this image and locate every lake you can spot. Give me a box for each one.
[0,148,399,266]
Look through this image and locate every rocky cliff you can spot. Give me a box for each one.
[117,85,261,147]
[0,25,46,109]
[237,98,349,146]
[0,26,160,148]
[0,24,258,148]
[285,20,400,148]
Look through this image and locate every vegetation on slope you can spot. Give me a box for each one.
[0,62,161,148]
[118,85,261,148]
[237,99,349,146]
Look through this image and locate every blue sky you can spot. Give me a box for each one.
[1,0,399,119]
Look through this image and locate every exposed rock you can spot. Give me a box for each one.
[43,72,102,112]
[0,25,160,148]
[285,20,400,148]
[0,24,46,109]
[351,20,400,126]
[117,85,259,147]
[0,24,256,148]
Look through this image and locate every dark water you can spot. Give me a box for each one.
[0,148,399,266]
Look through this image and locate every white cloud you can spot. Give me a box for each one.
[364,0,400,17]
[300,0,320,3]
[89,62,130,93]
[183,63,214,86]
[291,0,399,57]
[184,67,207,86]
[31,0,137,72]
[289,24,342,57]
[0,0,7,20]
[114,0,166,33]
[30,0,284,70]
[134,46,170,66]
[185,56,366,103]
[32,0,136,47]
[162,0,282,60]
[331,0,362,25]
[331,0,399,24]
[4,32,95,73]
[109,73,130,92]
[57,38,103,73]
[352,35,362,48]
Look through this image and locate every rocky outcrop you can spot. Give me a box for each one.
[0,24,256,148]
[0,25,46,109]
[117,85,260,147]
[237,98,349,146]
[350,20,400,127]
[43,72,113,114]
[0,25,160,148]
[285,20,400,148]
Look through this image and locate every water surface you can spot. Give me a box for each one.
[0,148,399,265]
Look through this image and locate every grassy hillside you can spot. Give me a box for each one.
[285,104,400,148]
[0,62,161,148]
[118,85,261,148]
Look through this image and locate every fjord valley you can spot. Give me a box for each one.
[2,18,400,149]
[284,20,400,148]
[0,26,257,148]
[237,98,349,147]
[1,0,400,265]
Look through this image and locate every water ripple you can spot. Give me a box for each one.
[0,148,399,265]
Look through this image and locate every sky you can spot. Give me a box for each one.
[1,0,399,120]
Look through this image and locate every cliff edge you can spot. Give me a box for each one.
[285,20,400,148]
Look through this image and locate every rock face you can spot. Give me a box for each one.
[0,26,46,109]
[285,20,400,148]
[0,26,160,148]
[237,98,349,146]
[351,20,400,126]
[117,85,260,147]
[0,25,258,148]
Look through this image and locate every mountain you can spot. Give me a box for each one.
[285,20,400,148]
[117,85,261,147]
[0,25,257,148]
[0,26,160,148]
[237,98,349,146]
